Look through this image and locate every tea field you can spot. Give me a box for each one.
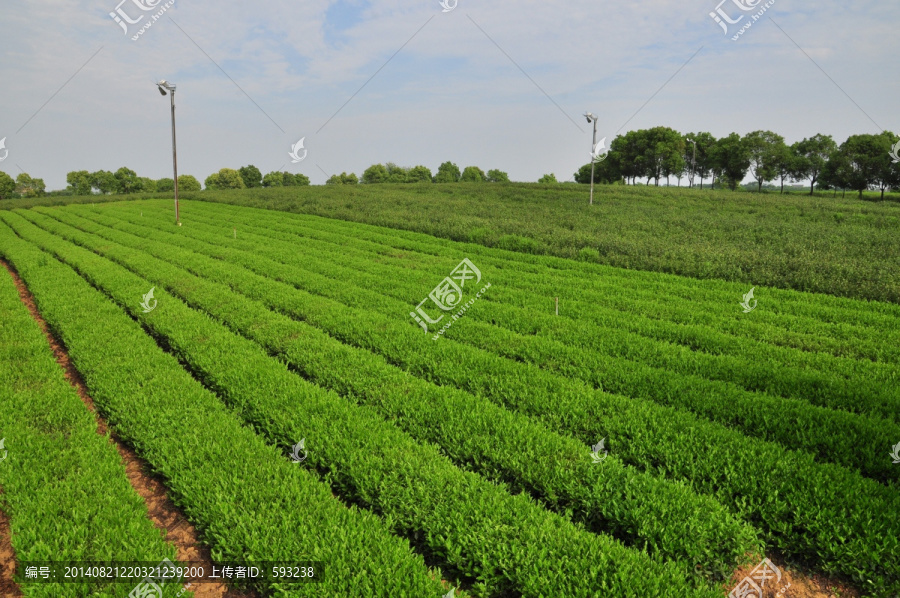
[0,196,898,597]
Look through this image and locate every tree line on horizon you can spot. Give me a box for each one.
[575,128,900,199]
[2,128,897,199]
[204,163,517,188]
[0,163,522,199]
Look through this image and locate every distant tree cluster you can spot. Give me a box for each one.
[360,162,511,184]
[34,168,202,198]
[20,165,308,199]
[537,173,558,184]
[206,165,311,190]
[575,128,900,199]
[325,172,359,185]
[0,172,47,199]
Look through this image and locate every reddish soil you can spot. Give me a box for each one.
[0,260,258,598]
[723,555,861,598]
[0,487,24,598]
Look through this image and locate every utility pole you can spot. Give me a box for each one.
[687,138,697,188]
[157,80,180,225]
[584,112,598,205]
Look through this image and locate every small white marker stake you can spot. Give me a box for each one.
[555,297,559,316]
[233,227,236,239]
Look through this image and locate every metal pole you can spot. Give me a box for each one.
[687,139,697,188]
[589,119,597,205]
[691,140,696,188]
[170,88,179,224]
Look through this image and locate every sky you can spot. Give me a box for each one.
[0,0,897,190]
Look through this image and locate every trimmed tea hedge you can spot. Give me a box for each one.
[2,209,731,597]
[0,216,449,598]
[0,265,184,598]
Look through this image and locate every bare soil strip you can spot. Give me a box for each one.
[724,555,862,598]
[0,487,24,598]
[1,259,258,598]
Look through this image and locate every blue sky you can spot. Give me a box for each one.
[0,0,897,189]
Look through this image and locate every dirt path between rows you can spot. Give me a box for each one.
[724,555,861,598]
[0,260,258,598]
[0,486,23,598]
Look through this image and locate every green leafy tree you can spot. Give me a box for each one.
[0,171,17,199]
[683,132,717,189]
[839,133,893,199]
[262,171,285,187]
[15,173,42,198]
[283,172,310,186]
[637,126,684,186]
[773,143,797,194]
[407,165,433,183]
[66,170,93,196]
[662,147,686,186]
[743,130,784,192]
[90,170,118,194]
[385,162,408,183]
[363,164,388,184]
[178,175,202,192]
[818,150,851,197]
[460,166,486,182]
[692,132,717,189]
[205,168,246,190]
[609,131,646,185]
[872,131,899,200]
[238,165,263,188]
[793,134,838,195]
[434,161,461,183]
[711,133,750,190]
[139,177,157,193]
[537,173,558,184]
[574,158,621,184]
[114,167,142,194]
[574,164,590,184]
[157,178,175,193]
[326,172,358,185]
[486,169,510,183]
